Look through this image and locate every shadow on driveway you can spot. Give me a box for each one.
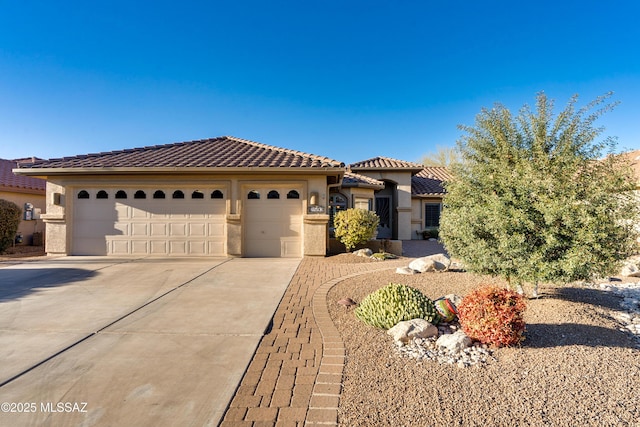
[0,268,97,301]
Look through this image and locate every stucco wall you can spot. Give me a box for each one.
[0,190,46,245]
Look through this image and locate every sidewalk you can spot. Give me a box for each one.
[220,241,443,426]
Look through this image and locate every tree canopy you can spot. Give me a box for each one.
[420,145,460,167]
[439,92,639,296]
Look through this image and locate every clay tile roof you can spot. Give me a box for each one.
[349,156,424,172]
[16,136,344,170]
[0,158,46,192]
[619,149,640,182]
[411,167,452,196]
[341,171,385,189]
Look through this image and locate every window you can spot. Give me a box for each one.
[192,190,204,199]
[248,190,260,199]
[153,190,166,199]
[134,190,147,199]
[173,190,185,199]
[425,203,442,227]
[354,197,372,210]
[267,190,280,199]
[115,190,127,199]
[77,190,90,199]
[211,190,224,199]
[96,190,108,199]
[287,190,300,199]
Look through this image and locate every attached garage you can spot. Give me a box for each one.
[14,136,344,258]
[73,188,226,256]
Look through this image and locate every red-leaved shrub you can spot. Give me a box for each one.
[457,285,527,347]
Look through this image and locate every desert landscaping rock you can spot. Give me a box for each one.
[598,280,640,342]
[387,318,438,345]
[435,329,472,353]
[353,248,373,257]
[337,297,357,307]
[395,266,418,275]
[408,253,451,272]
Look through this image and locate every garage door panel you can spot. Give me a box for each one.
[244,187,303,257]
[169,241,187,254]
[150,223,167,236]
[209,223,224,237]
[188,223,206,237]
[111,240,130,255]
[131,240,149,254]
[75,238,108,255]
[73,188,226,256]
[131,207,149,219]
[169,223,187,236]
[189,241,207,255]
[113,222,129,236]
[115,204,130,220]
[150,241,168,255]
[132,223,148,236]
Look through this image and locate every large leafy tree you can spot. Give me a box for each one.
[421,145,461,167]
[439,93,639,296]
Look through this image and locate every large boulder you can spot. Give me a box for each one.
[353,248,373,257]
[396,266,418,275]
[387,319,438,345]
[408,253,451,272]
[621,258,640,277]
[436,330,472,353]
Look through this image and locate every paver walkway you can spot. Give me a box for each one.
[220,256,410,426]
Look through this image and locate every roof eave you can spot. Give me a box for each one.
[342,183,385,190]
[350,166,425,174]
[13,166,346,176]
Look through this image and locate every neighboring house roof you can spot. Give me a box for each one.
[411,167,452,197]
[0,158,46,193]
[341,172,385,189]
[349,156,424,173]
[619,149,640,182]
[15,136,345,173]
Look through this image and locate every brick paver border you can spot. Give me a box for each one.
[306,266,395,426]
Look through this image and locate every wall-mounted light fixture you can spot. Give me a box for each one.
[309,191,319,206]
[53,193,62,205]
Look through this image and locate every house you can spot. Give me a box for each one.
[0,158,46,246]
[346,157,450,241]
[13,137,449,257]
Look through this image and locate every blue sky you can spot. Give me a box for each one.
[1,0,639,165]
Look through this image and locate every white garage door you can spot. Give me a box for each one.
[73,188,226,256]
[244,187,302,257]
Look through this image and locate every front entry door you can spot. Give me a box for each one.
[375,195,392,239]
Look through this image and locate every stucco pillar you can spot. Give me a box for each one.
[226,214,242,256]
[303,214,329,256]
[42,181,68,255]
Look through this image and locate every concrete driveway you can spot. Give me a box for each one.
[0,256,300,426]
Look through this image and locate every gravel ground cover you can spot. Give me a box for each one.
[326,255,640,427]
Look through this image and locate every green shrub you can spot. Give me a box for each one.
[334,208,380,251]
[457,285,527,347]
[421,227,439,240]
[0,199,22,253]
[355,283,440,329]
[370,251,397,261]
